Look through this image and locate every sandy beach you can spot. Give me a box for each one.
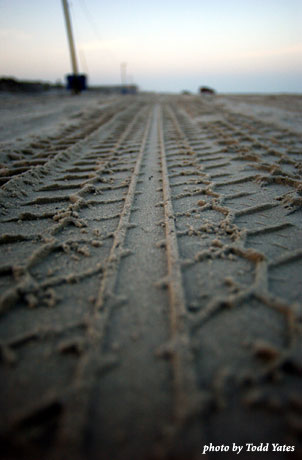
[0,91,301,459]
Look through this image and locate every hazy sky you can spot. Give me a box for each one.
[1,0,301,93]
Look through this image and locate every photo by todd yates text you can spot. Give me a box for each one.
[202,443,296,455]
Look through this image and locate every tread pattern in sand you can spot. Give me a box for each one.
[0,94,301,460]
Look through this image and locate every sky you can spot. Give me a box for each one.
[0,0,302,93]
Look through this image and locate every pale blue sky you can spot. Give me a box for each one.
[0,0,301,92]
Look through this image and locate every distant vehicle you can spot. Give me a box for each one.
[199,86,216,95]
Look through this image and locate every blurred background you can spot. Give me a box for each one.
[0,0,302,93]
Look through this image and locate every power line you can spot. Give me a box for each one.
[78,0,103,42]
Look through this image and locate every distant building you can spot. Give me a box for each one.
[0,77,52,93]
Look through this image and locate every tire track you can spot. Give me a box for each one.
[0,99,129,187]
[0,103,148,312]
[161,99,302,456]
[46,105,156,460]
[0,94,301,459]
[0,102,154,456]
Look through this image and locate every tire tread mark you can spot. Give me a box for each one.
[50,106,153,459]
[158,106,202,429]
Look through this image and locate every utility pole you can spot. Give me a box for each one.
[62,0,87,93]
[62,0,78,76]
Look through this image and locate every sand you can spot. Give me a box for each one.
[0,91,301,460]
